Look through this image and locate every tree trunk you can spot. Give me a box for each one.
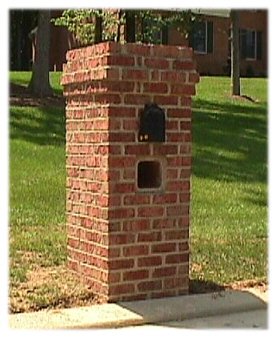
[230,10,240,96]
[95,11,103,43]
[125,11,136,42]
[28,10,52,97]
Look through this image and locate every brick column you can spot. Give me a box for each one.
[62,42,199,302]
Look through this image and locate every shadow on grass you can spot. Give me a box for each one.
[189,278,225,294]
[192,98,267,184]
[10,104,65,146]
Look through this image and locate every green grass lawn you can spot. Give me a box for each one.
[191,77,267,284]
[9,72,66,283]
[9,72,267,301]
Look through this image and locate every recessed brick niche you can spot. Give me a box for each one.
[61,42,199,302]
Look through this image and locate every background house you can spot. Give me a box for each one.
[10,9,268,77]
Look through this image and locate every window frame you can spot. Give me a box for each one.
[240,29,262,61]
[191,20,213,55]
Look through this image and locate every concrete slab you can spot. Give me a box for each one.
[115,309,267,330]
[9,289,267,329]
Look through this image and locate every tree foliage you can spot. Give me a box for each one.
[52,9,196,46]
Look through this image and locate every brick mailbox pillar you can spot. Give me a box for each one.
[62,42,199,302]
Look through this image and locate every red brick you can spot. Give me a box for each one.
[166,120,179,130]
[137,206,164,218]
[178,242,189,252]
[109,283,135,295]
[102,80,135,93]
[109,132,136,142]
[161,71,187,82]
[123,270,149,281]
[152,193,177,204]
[106,55,135,66]
[124,94,151,105]
[165,253,189,264]
[108,207,135,220]
[138,231,162,242]
[124,43,151,56]
[166,205,188,217]
[109,259,134,270]
[167,132,186,142]
[137,280,162,292]
[68,237,79,249]
[152,266,176,278]
[189,72,200,83]
[165,230,188,241]
[125,144,150,155]
[94,93,121,105]
[123,119,138,130]
[150,70,160,81]
[173,60,195,70]
[122,168,136,180]
[167,181,190,192]
[180,97,192,106]
[167,157,191,167]
[138,256,162,267]
[108,107,136,118]
[167,108,191,118]
[109,233,136,245]
[122,69,148,80]
[151,242,176,253]
[164,277,187,289]
[108,272,121,283]
[123,245,149,256]
[152,144,178,155]
[143,83,168,94]
[154,95,178,106]
[123,195,150,205]
[179,193,190,202]
[144,58,169,69]
[110,182,135,194]
[166,169,178,179]
[109,156,136,168]
[171,84,196,96]
[152,219,176,229]
[123,220,151,232]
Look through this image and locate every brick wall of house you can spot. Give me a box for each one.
[189,16,230,76]
[62,41,199,302]
[239,10,268,77]
[168,10,267,77]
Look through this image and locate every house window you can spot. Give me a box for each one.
[189,20,213,54]
[240,29,262,60]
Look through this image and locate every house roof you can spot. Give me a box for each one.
[191,9,231,18]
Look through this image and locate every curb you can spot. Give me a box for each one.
[9,289,267,329]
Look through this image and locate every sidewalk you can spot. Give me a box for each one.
[9,288,268,330]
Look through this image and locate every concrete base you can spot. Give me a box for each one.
[9,289,267,329]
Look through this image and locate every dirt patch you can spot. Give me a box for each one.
[225,279,268,293]
[9,83,65,108]
[9,264,99,314]
[231,94,260,103]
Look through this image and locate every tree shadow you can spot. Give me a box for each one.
[9,83,65,107]
[9,81,65,146]
[9,104,65,146]
[192,98,267,184]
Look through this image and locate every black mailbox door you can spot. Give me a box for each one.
[139,103,165,142]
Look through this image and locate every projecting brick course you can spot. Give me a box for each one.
[62,41,199,302]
